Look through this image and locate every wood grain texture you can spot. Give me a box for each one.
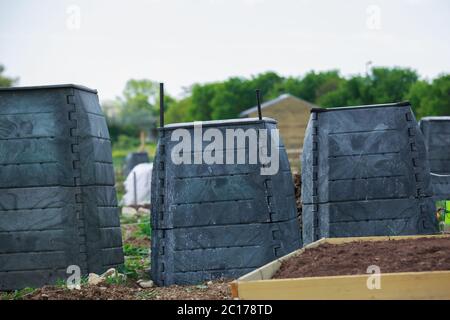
[232,235,450,300]
[235,271,450,300]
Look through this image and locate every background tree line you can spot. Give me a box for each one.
[164,68,449,123]
[107,67,449,144]
[1,64,448,145]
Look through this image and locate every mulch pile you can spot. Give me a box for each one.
[273,237,450,279]
[20,281,232,300]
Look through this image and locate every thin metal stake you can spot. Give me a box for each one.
[133,171,137,206]
[256,89,262,120]
[159,83,165,128]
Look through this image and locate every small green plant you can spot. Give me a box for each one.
[54,275,89,289]
[55,278,67,288]
[121,243,150,279]
[104,274,127,285]
[136,215,151,238]
[0,287,35,300]
[123,243,149,257]
[123,256,150,279]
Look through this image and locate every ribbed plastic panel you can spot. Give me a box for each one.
[301,102,438,245]
[420,116,450,174]
[420,117,450,201]
[0,85,124,290]
[151,118,301,286]
[430,173,450,201]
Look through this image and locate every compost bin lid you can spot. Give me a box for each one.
[0,84,98,94]
[162,117,277,129]
[311,101,411,113]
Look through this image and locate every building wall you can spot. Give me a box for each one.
[245,96,311,172]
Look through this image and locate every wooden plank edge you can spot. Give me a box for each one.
[245,270,450,284]
[236,238,327,282]
[324,234,450,245]
[231,234,450,298]
[234,234,449,282]
[230,281,239,299]
[236,270,450,300]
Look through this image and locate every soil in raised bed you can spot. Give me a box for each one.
[273,237,450,279]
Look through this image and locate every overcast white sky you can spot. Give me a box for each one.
[0,0,449,101]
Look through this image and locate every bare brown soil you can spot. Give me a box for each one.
[122,223,151,248]
[274,237,450,279]
[21,281,232,300]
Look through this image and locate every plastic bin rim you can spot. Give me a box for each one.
[310,101,411,113]
[160,117,277,130]
[0,84,97,94]
[431,172,450,178]
[420,116,450,122]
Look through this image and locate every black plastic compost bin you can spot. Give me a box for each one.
[123,152,150,177]
[419,117,450,201]
[0,85,124,290]
[301,102,438,245]
[151,117,301,286]
[430,173,450,201]
[419,116,450,175]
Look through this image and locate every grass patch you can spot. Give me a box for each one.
[0,287,36,300]
[122,256,150,280]
[123,243,149,257]
[135,215,151,238]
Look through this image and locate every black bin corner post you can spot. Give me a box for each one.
[150,117,301,286]
[419,116,450,201]
[301,102,438,245]
[0,85,124,290]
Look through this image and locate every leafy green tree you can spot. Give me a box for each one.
[370,67,418,103]
[0,64,18,87]
[249,71,284,100]
[426,74,450,116]
[270,70,344,103]
[407,74,450,118]
[406,80,430,118]
[210,77,250,119]
[318,75,368,107]
[121,79,158,114]
[319,67,419,107]
[112,68,447,127]
[117,79,159,149]
[188,83,217,120]
[165,96,194,124]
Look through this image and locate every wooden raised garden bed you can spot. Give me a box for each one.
[231,235,450,300]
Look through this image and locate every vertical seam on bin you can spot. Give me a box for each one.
[406,111,434,231]
[67,92,88,273]
[261,121,282,257]
[158,130,166,286]
[405,111,424,198]
[261,122,277,222]
[311,112,320,241]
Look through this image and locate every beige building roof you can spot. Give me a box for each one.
[239,93,319,117]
